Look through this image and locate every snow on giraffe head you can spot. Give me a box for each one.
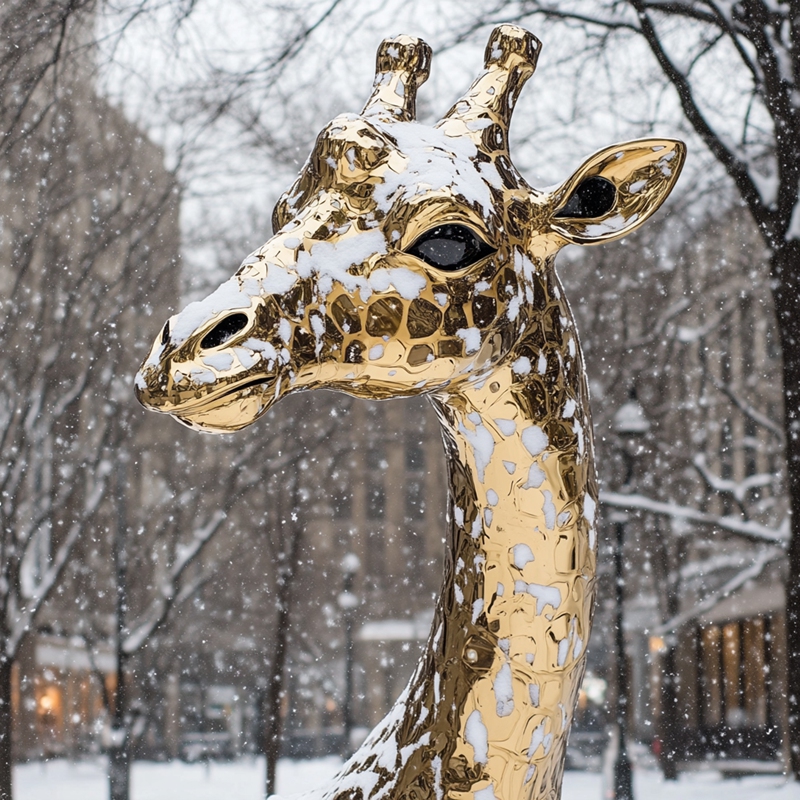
[135,25,684,432]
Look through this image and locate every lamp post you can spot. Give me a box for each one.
[338,553,360,757]
[610,396,650,800]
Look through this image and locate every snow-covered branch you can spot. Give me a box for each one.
[692,454,775,504]
[680,549,764,582]
[6,465,111,658]
[600,490,788,544]
[710,375,785,444]
[122,509,227,655]
[654,546,783,634]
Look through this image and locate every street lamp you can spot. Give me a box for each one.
[338,553,360,757]
[610,394,650,800]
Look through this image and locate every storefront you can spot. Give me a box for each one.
[692,615,781,761]
[662,575,788,768]
[13,634,114,759]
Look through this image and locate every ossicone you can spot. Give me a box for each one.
[362,35,432,122]
[436,25,542,152]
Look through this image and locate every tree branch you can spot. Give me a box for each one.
[6,464,111,658]
[601,489,788,544]
[627,0,772,234]
[692,453,774,506]
[654,546,782,633]
[710,374,785,443]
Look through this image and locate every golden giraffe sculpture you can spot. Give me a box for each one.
[136,25,684,800]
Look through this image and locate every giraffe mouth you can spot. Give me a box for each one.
[218,377,271,400]
[170,377,277,433]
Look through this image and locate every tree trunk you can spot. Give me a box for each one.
[659,642,679,780]
[0,656,13,800]
[263,479,303,799]
[771,239,800,778]
[650,515,681,780]
[264,583,291,798]
[108,741,130,800]
[109,457,131,800]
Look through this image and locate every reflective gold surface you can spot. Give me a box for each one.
[135,25,685,799]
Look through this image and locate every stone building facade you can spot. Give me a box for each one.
[0,9,182,760]
[567,204,789,771]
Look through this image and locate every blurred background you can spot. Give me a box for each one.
[1,1,797,798]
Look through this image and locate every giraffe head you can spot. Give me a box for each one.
[135,25,684,432]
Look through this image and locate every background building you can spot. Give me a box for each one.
[566,205,789,773]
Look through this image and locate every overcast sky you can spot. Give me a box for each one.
[96,0,726,291]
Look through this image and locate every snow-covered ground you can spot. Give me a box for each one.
[15,757,800,799]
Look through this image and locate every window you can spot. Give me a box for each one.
[405,479,425,520]
[744,417,758,479]
[719,419,734,515]
[698,616,772,731]
[766,325,781,361]
[405,436,425,472]
[366,446,386,472]
[366,528,385,578]
[366,446,386,519]
[332,486,352,520]
[367,482,385,520]
[699,624,722,726]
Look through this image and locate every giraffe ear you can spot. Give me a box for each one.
[548,138,686,246]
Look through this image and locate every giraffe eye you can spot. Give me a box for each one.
[406,224,495,271]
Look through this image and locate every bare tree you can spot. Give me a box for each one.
[260,457,306,799]
[0,3,182,796]
[561,197,786,775]
[96,423,330,800]
[433,0,800,775]
[0,4,361,797]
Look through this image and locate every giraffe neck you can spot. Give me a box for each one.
[313,274,599,800]
[424,330,596,799]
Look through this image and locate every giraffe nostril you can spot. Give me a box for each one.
[200,313,249,350]
[161,321,170,346]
